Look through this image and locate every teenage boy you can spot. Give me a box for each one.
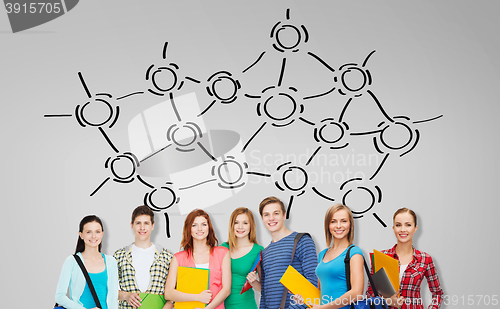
[258,196,318,309]
[114,205,174,309]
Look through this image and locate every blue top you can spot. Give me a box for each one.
[259,232,318,309]
[80,253,109,309]
[316,245,363,308]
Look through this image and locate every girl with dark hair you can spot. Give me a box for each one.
[55,215,118,309]
[220,207,264,309]
[366,208,443,309]
[164,209,231,309]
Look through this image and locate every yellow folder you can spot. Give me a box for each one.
[279,265,321,308]
[175,266,210,309]
[372,249,399,291]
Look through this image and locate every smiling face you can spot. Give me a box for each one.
[191,216,209,241]
[393,212,418,243]
[131,214,154,242]
[79,221,103,249]
[329,209,351,241]
[261,202,285,233]
[234,213,251,239]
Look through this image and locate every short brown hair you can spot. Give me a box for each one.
[393,208,417,226]
[259,196,286,217]
[131,205,155,224]
[324,204,355,247]
[180,209,218,256]
[227,207,258,249]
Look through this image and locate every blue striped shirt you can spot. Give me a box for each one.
[260,232,318,309]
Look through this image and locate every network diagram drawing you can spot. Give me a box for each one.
[45,9,442,237]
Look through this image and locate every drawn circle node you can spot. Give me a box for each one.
[263,93,297,121]
[212,76,238,101]
[148,187,177,210]
[282,166,308,191]
[380,122,413,150]
[276,25,301,50]
[152,67,178,92]
[319,122,344,144]
[110,156,136,180]
[172,126,197,147]
[217,159,244,185]
[342,187,375,215]
[341,67,368,92]
[81,99,113,126]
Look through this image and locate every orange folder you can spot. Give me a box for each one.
[279,265,321,308]
[175,266,210,309]
[372,249,399,291]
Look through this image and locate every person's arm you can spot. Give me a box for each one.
[425,255,443,309]
[55,256,86,309]
[311,254,364,309]
[247,264,262,293]
[292,235,319,308]
[113,249,142,308]
[164,256,213,303]
[203,251,232,309]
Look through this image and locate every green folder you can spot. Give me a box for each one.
[138,293,167,309]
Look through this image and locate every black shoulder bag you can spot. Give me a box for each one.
[54,254,103,309]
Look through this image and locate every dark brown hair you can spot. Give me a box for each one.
[75,215,103,254]
[131,205,155,224]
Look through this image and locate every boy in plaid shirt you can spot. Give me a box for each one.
[114,205,174,309]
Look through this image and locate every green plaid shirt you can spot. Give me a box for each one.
[114,243,173,309]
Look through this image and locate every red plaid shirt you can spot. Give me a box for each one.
[366,245,443,309]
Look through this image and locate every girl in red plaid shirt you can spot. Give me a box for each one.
[366,208,443,309]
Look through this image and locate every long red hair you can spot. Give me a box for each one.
[180,209,218,256]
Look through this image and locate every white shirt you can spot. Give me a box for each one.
[131,243,155,292]
[399,264,408,281]
[195,263,209,269]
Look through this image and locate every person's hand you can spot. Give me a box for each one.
[198,290,213,304]
[385,290,404,308]
[292,293,305,305]
[246,271,258,283]
[125,292,142,308]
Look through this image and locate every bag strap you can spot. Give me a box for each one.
[344,246,386,309]
[73,254,103,309]
[279,232,310,309]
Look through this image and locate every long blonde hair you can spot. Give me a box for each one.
[324,204,355,247]
[227,207,258,249]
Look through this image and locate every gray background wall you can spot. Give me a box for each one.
[1,1,499,308]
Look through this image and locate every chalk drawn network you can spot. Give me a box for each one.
[44,8,442,237]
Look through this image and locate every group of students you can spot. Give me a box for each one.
[55,196,443,309]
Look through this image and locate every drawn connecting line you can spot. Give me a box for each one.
[274,162,309,219]
[198,71,242,116]
[146,42,200,97]
[143,182,180,238]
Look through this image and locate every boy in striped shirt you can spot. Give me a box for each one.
[258,196,318,309]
